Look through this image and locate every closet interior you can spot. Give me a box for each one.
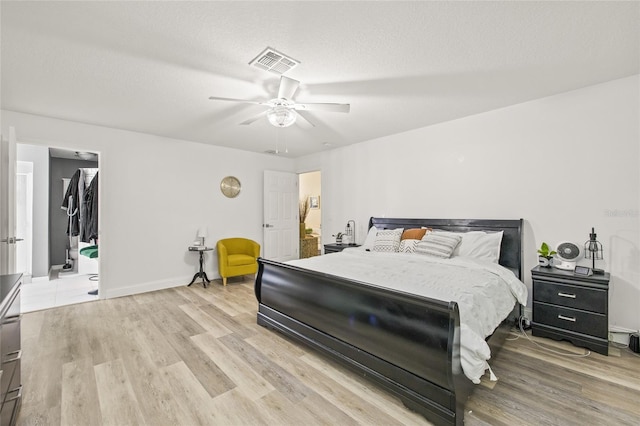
[60,167,99,279]
[16,145,101,312]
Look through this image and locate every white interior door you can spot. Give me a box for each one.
[0,127,19,275]
[16,161,33,278]
[263,170,298,261]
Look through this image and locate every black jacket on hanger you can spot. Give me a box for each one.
[84,172,99,243]
[61,169,81,236]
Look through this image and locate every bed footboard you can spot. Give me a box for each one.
[255,257,471,426]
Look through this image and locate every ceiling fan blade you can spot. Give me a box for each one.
[293,102,350,113]
[277,76,300,100]
[209,96,266,106]
[295,111,316,128]
[239,111,268,125]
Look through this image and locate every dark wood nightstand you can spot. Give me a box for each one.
[531,265,610,355]
[324,243,360,254]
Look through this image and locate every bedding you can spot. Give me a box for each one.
[372,228,403,252]
[451,230,504,263]
[401,228,429,240]
[361,226,378,250]
[415,232,462,259]
[287,248,527,383]
[398,239,420,253]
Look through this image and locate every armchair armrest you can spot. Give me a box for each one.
[217,241,228,262]
[251,241,261,258]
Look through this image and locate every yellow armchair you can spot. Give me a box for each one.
[217,238,260,286]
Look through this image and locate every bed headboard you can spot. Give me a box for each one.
[368,217,524,281]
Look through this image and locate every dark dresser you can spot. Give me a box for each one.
[323,243,360,254]
[0,274,22,426]
[531,266,609,355]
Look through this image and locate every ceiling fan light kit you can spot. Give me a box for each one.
[209,76,350,129]
[267,105,297,127]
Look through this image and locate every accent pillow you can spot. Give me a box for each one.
[415,232,462,259]
[398,239,420,253]
[453,231,504,263]
[401,228,429,240]
[361,226,378,250]
[373,228,403,252]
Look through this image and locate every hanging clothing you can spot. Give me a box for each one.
[78,169,88,242]
[84,172,99,243]
[79,168,98,242]
[61,169,81,236]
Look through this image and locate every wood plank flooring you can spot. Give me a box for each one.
[18,277,640,425]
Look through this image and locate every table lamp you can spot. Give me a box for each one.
[346,220,356,245]
[584,227,604,275]
[197,227,208,247]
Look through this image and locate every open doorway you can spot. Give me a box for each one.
[298,170,321,258]
[16,144,100,312]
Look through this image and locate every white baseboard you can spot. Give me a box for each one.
[103,275,193,299]
[609,325,638,334]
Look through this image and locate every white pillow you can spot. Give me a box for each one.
[415,232,462,259]
[398,239,420,253]
[454,231,504,263]
[373,228,403,252]
[361,226,378,250]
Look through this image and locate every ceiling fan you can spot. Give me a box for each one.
[209,76,350,128]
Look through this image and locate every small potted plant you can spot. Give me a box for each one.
[537,242,556,267]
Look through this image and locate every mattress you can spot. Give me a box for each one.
[287,248,528,383]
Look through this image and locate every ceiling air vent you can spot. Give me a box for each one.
[249,47,300,75]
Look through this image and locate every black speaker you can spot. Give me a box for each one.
[630,333,640,353]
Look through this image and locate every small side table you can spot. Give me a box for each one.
[187,246,213,288]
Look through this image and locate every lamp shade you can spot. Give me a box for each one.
[197,227,208,238]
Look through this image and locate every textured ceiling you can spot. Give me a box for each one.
[1,1,638,158]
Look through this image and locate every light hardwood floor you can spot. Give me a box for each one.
[18,277,640,425]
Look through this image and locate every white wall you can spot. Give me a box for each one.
[15,143,49,278]
[2,110,295,298]
[297,75,640,331]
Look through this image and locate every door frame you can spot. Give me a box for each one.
[0,127,18,275]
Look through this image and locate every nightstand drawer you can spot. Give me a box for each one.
[533,302,607,338]
[533,280,607,314]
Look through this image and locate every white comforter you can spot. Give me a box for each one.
[287,248,528,384]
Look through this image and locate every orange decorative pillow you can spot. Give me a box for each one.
[401,228,430,240]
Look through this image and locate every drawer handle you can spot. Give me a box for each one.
[558,292,576,299]
[558,314,577,322]
[4,385,22,403]
[3,349,21,364]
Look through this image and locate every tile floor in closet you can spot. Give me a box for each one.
[21,273,98,313]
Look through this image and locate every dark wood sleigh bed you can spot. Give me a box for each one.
[254,217,523,425]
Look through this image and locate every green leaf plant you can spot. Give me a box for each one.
[537,242,557,259]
